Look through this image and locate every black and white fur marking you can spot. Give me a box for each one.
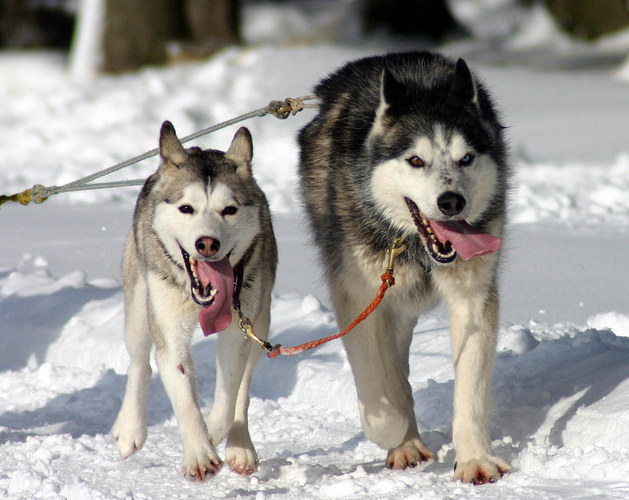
[299,51,511,484]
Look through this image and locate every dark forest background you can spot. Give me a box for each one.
[2,0,629,73]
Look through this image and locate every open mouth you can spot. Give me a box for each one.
[179,245,234,335]
[181,246,218,306]
[405,197,457,264]
[404,197,502,264]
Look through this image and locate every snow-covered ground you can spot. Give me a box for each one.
[2,18,629,500]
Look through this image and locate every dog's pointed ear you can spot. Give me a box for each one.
[159,121,188,166]
[380,68,404,110]
[372,68,404,131]
[449,58,477,104]
[226,127,253,176]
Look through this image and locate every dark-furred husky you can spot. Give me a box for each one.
[112,122,277,480]
[299,51,511,484]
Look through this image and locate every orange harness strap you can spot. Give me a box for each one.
[266,271,395,358]
[235,237,407,358]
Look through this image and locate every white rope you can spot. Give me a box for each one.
[23,95,318,204]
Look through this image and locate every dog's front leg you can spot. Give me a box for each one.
[155,346,221,480]
[333,275,432,469]
[205,328,260,475]
[112,274,152,459]
[205,303,270,475]
[148,275,222,481]
[435,261,510,484]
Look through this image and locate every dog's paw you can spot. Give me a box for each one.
[182,440,223,481]
[386,438,433,470]
[453,456,511,485]
[226,444,258,475]
[111,416,146,459]
[224,423,258,475]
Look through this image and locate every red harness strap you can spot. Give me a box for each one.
[234,237,406,359]
[266,271,395,358]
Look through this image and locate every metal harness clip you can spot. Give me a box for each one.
[238,316,274,353]
[386,237,408,274]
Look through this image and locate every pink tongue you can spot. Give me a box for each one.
[196,257,234,336]
[429,220,501,260]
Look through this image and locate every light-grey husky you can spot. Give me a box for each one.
[299,51,511,484]
[111,121,277,480]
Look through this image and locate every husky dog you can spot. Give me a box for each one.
[298,52,511,484]
[111,121,277,480]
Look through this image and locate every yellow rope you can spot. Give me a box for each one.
[0,185,48,208]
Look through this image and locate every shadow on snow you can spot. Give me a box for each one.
[1,308,628,476]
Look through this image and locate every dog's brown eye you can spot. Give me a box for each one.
[222,206,238,216]
[407,155,425,168]
[178,205,194,214]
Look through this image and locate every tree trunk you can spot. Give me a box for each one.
[0,0,74,48]
[100,0,241,72]
[102,0,186,73]
[363,0,461,40]
[545,0,629,40]
[177,0,242,59]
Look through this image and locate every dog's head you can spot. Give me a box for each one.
[150,121,264,333]
[367,58,508,264]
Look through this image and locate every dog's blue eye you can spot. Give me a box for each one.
[407,155,425,168]
[178,205,194,214]
[458,153,475,167]
[222,206,238,216]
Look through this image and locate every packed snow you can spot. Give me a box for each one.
[2,13,629,500]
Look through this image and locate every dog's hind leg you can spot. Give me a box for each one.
[334,278,432,469]
[205,304,269,475]
[434,261,511,484]
[111,275,153,459]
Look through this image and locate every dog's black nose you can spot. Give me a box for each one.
[437,192,466,216]
[195,237,220,257]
